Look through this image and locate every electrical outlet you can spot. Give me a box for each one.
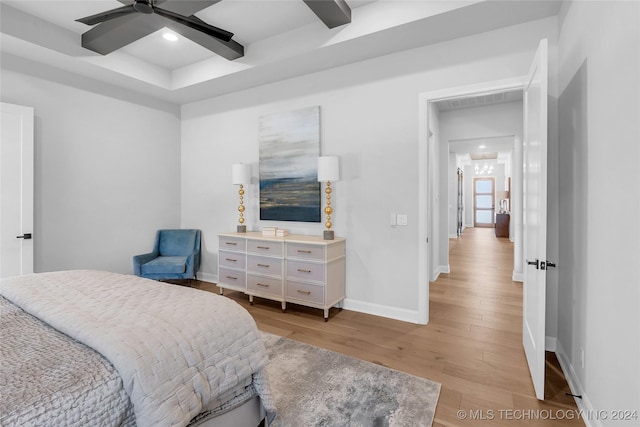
[579,347,585,369]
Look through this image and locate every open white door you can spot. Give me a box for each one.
[1,102,34,279]
[522,39,548,400]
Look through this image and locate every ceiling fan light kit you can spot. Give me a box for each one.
[162,32,178,42]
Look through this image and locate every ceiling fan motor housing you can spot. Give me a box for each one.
[133,0,154,14]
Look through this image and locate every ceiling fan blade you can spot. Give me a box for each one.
[76,5,137,26]
[153,7,234,42]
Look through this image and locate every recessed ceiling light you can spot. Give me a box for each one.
[163,32,178,42]
[479,144,486,149]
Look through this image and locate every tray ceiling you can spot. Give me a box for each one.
[0,0,562,104]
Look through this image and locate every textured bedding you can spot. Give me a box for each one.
[0,270,275,427]
[0,296,136,426]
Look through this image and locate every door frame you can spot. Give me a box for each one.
[418,76,526,324]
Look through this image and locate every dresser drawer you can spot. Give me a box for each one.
[247,255,283,276]
[247,274,282,297]
[286,243,325,261]
[247,239,283,256]
[219,236,246,251]
[286,259,325,282]
[286,280,324,305]
[219,251,246,269]
[218,267,246,287]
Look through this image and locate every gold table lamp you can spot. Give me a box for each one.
[232,163,251,233]
[317,156,340,240]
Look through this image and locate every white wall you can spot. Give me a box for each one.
[557,1,640,423]
[0,70,182,274]
[181,17,559,321]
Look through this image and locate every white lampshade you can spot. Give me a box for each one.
[232,163,251,185]
[317,156,340,182]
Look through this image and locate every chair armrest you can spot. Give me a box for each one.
[184,249,201,279]
[133,252,158,276]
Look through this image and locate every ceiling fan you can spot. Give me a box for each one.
[76,0,234,43]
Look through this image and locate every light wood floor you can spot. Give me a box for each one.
[193,227,583,426]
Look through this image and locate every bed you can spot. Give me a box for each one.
[0,270,276,426]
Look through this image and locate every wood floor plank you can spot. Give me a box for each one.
[193,227,584,426]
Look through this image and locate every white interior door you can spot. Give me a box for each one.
[1,102,34,279]
[522,39,548,400]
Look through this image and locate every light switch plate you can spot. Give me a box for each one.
[397,214,408,226]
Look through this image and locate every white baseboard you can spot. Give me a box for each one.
[198,272,421,324]
[449,234,458,238]
[555,341,600,427]
[432,265,450,281]
[437,265,450,275]
[512,271,523,282]
[342,298,420,324]
[545,335,557,352]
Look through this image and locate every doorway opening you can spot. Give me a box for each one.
[417,76,526,325]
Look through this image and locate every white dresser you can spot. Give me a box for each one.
[217,232,346,321]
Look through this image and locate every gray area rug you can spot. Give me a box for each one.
[262,333,441,427]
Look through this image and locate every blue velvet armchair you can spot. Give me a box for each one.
[133,229,201,281]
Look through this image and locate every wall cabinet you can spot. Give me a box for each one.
[217,232,346,321]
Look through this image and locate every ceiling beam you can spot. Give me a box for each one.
[303,0,351,29]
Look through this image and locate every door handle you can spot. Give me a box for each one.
[16,233,32,240]
[526,259,539,269]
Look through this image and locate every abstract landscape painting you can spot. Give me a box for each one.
[259,106,321,222]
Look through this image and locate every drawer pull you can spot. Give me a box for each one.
[225,242,237,246]
[257,245,270,250]
[225,275,237,280]
[297,249,312,254]
[297,268,312,273]
[257,283,269,288]
[257,263,270,268]
[225,258,237,262]
[297,290,311,295]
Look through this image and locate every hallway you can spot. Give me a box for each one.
[430,227,581,426]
